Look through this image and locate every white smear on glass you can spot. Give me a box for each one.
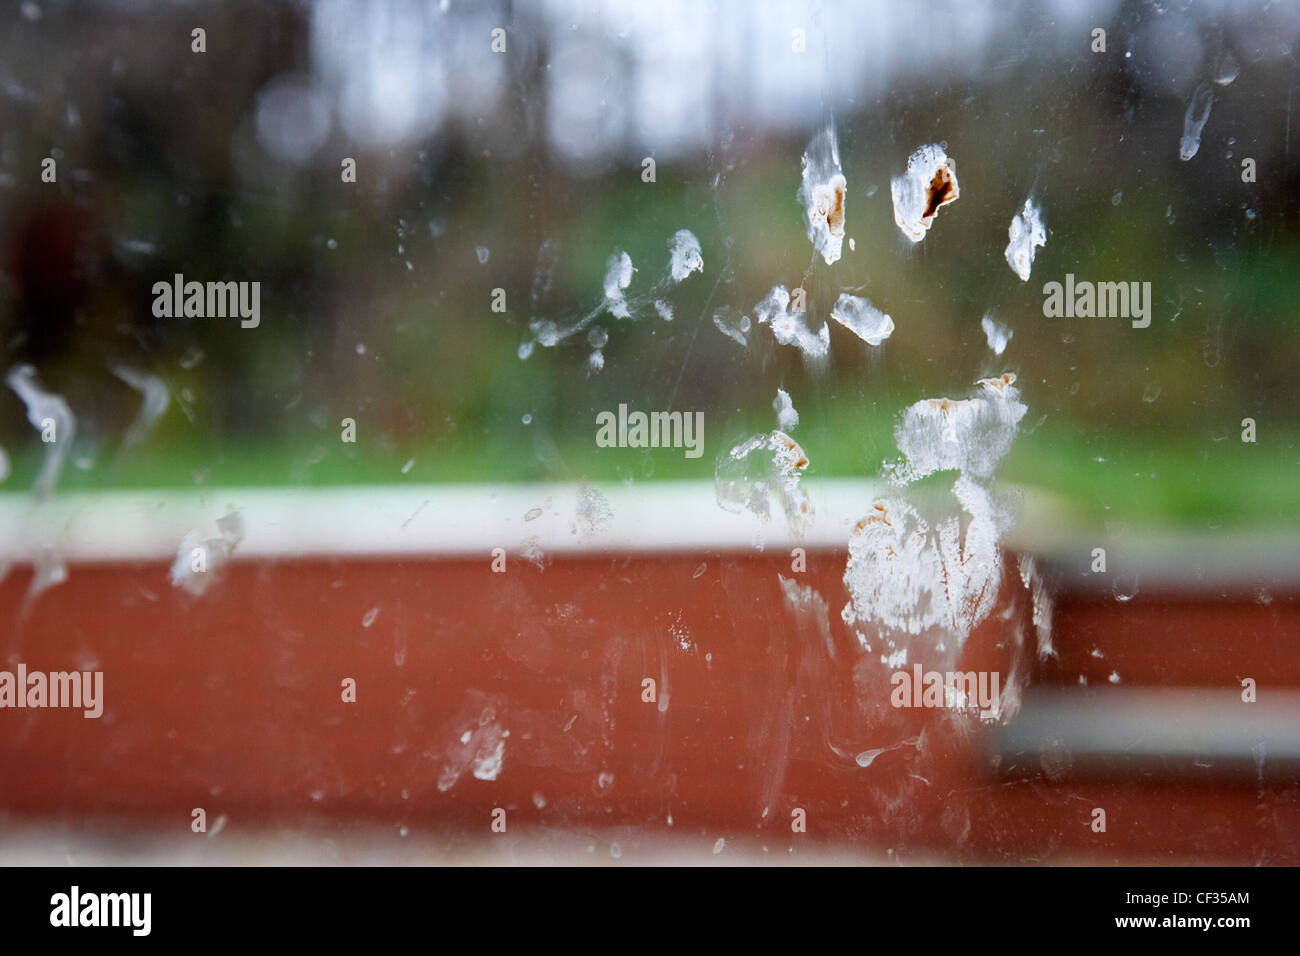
[779,574,836,662]
[891,144,959,242]
[846,374,1026,643]
[885,374,1026,484]
[169,509,244,596]
[716,430,813,537]
[471,737,505,780]
[112,365,170,451]
[438,717,508,791]
[754,286,829,362]
[668,229,703,282]
[520,535,546,570]
[1017,553,1055,659]
[981,315,1012,356]
[855,736,920,768]
[1179,83,1214,161]
[521,230,700,361]
[712,307,752,348]
[6,364,75,500]
[26,549,68,603]
[798,126,846,265]
[830,293,894,345]
[572,481,613,541]
[1004,198,1046,282]
[603,251,635,319]
[530,238,559,310]
[843,479,1009,641]
[773,388,799,432]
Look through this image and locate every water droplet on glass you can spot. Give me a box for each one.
[1112,575,1140,602]
[1179,83,1214,161]
[1213,51,1240,86]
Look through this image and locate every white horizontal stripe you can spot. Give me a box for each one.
[0,483,1292,589]
[0,480,891,562]
[993,689,1300,765]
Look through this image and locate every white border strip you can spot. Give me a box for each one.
[0,482,1292,586]
[0,480,889,562]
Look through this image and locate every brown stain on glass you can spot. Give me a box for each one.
[826,179,846,237]
[922,165,957,220]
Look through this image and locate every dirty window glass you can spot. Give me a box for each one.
[0,0,1296,874]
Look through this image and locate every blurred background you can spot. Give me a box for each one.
[1,0,1299,867]
[0,0,1295,526]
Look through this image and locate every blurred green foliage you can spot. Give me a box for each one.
[0,1,1296,531]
